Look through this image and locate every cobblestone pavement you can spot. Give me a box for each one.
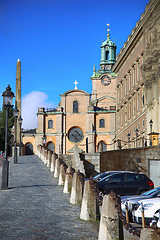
[0,156,99,240]
[0,155,140,240]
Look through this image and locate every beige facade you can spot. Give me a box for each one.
[113,0,160,149]
[22,31,117,154]
[31,85,116,155]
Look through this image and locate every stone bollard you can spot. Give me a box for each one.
[44,149,48,165]
[50,153,56,172]
[37,145,40,158]
[42,147,45,163]
[42,147,46,163]
[54,158,61,178]
[58,164,66,186]
[80,179,99,221]
[63,167,74,194]
[40,146,43,160]
[47,150,51,168]
[0,156,4,188]
[98,194,124,240]
[45,150,49,166]
[140,228,160,240]
[70,171,83,205]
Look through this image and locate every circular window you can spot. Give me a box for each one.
[68,127,84,143]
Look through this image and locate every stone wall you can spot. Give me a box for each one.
[59,145,160,181]
[79,153,100,177]
[80,145,160,178]
[100,145,160,177]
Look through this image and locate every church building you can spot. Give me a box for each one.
[22,28,117,155]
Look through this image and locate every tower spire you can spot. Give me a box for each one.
[106,23,110,38]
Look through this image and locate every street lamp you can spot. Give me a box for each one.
[13,107,19,164]
[136,128,139,147]
[18,116,23,156]
[149,119,153,146]
[149,119,153,133]
[1,85,14,190]
[127,133,130,148]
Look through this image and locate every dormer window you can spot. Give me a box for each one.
[73,101,78,113]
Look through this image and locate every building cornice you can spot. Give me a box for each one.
[112,0,159,73]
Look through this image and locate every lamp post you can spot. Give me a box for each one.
[136,128,139,147]
[13,107,19,164]
[149,119,153,133]
[127,133,130,148]
[149,119,153,146]
[18,116,23,156]
[1,85,14,190]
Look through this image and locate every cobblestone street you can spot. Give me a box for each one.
[0,155,140,240]
[0,156,99,240]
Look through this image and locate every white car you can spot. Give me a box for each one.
[121,188,160,221]
[133,198,160,225]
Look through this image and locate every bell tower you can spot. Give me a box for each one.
[99,24,116,73]
[91,24,117,104]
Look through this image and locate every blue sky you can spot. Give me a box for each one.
[0,0,149,129]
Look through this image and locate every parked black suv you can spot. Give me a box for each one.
[97,172,154,196]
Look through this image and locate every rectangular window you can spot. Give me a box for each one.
[99,119,105,128]
[125,104,127,122]
[137,61,140,82]
[138,92,140,110]
[133,97,135,115]
[125,78,127,95]
[121,82,123,98]
[129,101,131,119]
[48,120,53,129]
[133,66,135,86]
[129,72,131,90]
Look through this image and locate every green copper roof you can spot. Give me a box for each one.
[101,35,116,47]
[91,66,116,78]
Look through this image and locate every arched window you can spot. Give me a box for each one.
[48,120,53,129]
[105,50,109,61]
[98,141,107,152]
[47,142,55,153]
[73,101,78,113]
[99,119,105,128]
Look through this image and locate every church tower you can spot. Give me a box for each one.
[99,24,116,73]
[91,24,117,107]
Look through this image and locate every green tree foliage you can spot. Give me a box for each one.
[0,106,14,153]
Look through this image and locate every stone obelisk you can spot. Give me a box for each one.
[15,59,21,144]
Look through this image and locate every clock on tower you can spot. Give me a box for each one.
[100,74,111,86]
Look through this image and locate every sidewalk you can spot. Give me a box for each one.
[0,155,99,240]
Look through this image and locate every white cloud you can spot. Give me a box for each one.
[22,91,56,129]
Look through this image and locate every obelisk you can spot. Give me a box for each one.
[15,59,21,144]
